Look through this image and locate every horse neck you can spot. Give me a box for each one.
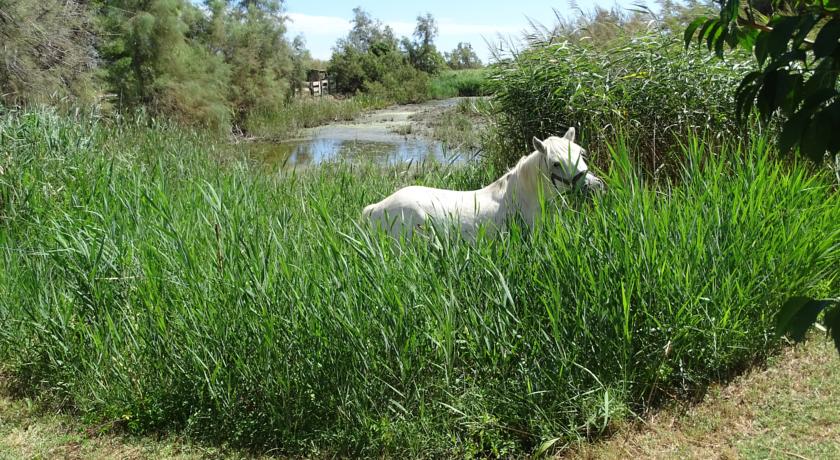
[485,151,544,216]
[508,150,543,197]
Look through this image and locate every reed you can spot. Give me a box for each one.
[0,109,837,456]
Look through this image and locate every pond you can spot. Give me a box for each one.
[248,98,469,169]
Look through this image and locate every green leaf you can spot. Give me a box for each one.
[715,32,727,58]
[825,101,840,154]
[684,17,707,49]
[791,14,821,49]
[735,71,763,121]
[737,28,760,52]
[755,31,770,66]
[706,22,724,52]
[767,16,800,60]
[776,72,803,114]
[697,19,718,49]
[764,50,808,73]
[776,296,831,342]
[814,19,840,58]
[721,0,740,23]
[779,111,807,153]
[801,60,839,100]
[801,110,832,161]
[756,70,780,121]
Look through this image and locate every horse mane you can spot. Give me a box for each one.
[506,150,542,182]
[485,149,542,195]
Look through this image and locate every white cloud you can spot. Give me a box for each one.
[438,21,521,35]
[286,13,352,36]
[287,12,521,40]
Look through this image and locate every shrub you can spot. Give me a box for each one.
[364,64,432,104]
[485,34,752,172]
[244,95,388,139]
[0,0,97,106]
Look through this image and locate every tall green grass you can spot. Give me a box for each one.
[429,70,490,99]
[244,94,388,140]
[0,109,838,456]
[486,35,752,172]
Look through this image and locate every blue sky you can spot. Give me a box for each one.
[285,0,640,62]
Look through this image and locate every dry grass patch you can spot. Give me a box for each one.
[565,336,840,459]
[0,383,252,460]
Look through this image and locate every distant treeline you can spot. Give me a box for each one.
[0,1,483,132]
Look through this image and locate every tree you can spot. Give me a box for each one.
[403,13,445,74]
[328,7,405,94]
[686,0,840,352]
[345,6,396,53]
[223,0,294,123]
[414,12,437,48]
[96,0,231,129]
[445,42,482,69]
[290,35,312,95]
[0,0,96,106]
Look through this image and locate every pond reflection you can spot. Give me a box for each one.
[250,137,463,169]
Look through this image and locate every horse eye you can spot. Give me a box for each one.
[552,161,561,169]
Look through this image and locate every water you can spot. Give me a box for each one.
[249,98,467,169]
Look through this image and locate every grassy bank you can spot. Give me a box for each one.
[243,94,389,139]
[242,69,491,140]
[0,110,838,456]
[429,69,490,99]
[428,98,492,152]
[569,336,840,459]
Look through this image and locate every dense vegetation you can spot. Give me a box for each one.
[487,35,753,172]
[0,0,308,132]
[686,0,840,346]
[483,1,761,174]
[0,1,482,134]
[0,108,837,456]
[327,8,465,103]
[1,1,838,457]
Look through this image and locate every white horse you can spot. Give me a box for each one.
[362,128,604,239]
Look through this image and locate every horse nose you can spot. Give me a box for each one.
[584,174,606,193]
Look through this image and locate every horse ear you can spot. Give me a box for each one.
[532,136,547,154]
[564,127,576,142]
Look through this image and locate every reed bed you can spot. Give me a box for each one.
[0,109,837,456]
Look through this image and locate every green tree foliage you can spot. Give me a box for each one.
[97,0,231,129]
[328,7,431,102]
[445,42,483,70]
[0,0,96,106]
[403,13,446,74]
[93,0,299,131]
[221,0,293,125]
[686,0,840,162]
[290,35,313,96]
[328,7,401,94]
[685,0,840,352]
[345,5,395,52]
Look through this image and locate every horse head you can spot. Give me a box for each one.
[532,128,605,195]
